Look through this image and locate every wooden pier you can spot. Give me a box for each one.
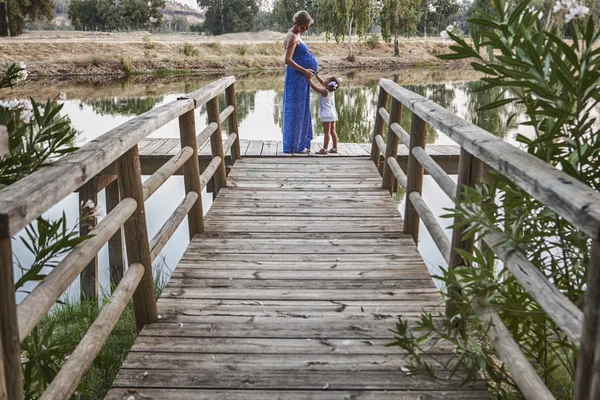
[2,75,599,400]
[106,156,488,399]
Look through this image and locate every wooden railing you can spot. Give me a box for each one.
[0,76,241,400]
[371,78,600,400]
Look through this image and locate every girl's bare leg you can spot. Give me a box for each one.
[322,122,332,149]
[331,122,338,149]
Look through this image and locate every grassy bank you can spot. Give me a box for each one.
[0,31,468,77]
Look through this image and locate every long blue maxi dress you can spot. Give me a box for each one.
[282,42,319,153]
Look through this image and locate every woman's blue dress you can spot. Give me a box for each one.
[282,42,318,153]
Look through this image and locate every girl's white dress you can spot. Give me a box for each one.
[318,91,338,122]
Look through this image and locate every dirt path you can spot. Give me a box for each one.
[0,31,468,76]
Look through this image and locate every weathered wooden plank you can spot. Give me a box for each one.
[0,126,8,157]
[106,389,490,400]
[112,369,479,390]
[261,140,278,156]
[170,268,431,280]
[245,140,263,156]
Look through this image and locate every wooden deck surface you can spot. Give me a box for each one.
[138,138,460,158]
[106,157,489,399]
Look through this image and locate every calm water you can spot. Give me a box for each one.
[6,69,527,300]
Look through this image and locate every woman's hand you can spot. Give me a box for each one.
[303,69,315,79]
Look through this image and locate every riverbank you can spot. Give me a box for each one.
[0,30,468,76]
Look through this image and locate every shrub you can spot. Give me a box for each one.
[236,43,250,56]
[143,35,156,49]
[121,58,132,74]
[181,42,199,57]
[366,33,380,48]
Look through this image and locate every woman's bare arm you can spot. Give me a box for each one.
[284,32,314,79]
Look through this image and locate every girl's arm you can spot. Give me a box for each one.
[284,33,314,79]
[307,77,328,97]
[314,72,326,87]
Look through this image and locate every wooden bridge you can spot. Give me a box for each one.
[0,76,599,400]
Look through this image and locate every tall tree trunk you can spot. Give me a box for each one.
[0,1,10,38]
[347,12,353,59]
[394,28,399,56]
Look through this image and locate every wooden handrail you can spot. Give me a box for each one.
[149,192,199,261]
[0,126,7,157]
[386,157,407,190]
[223,133,238,156]
[142,146,194,201]
[373,78,598,399]
[0,75,240,400]
[0,99,195,238]
[379,78,600,241]
[16,199,137,342]
[219,105,235,123]
[39,263,144,400]
[375,135,386,155]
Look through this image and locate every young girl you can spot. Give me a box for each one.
[307,73,341,154]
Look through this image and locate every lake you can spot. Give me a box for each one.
[5,68,526,301]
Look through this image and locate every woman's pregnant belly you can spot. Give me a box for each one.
[294,52,318,71]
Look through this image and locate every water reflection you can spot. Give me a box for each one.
[83,97,163,116]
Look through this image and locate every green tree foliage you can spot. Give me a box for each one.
[272,0,318,32]
[198,0,259,35]
[417,0,459,36]
[68,0,165,31]
[317,0,377,44]
[379,0,422,54]
[391,0,600,397]
[1,0,54,36]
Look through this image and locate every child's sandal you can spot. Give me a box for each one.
[328,148,338,154]
[317,148,328,155]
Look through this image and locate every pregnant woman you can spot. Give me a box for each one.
[282,10,318,154]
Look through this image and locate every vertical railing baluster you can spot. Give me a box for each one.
[207,96,227,195]
[79,177,99,302]
[0,237,24,400]
[106,179,126,288]
[448,149,483,269]
[370,86,389,168]
[116,145,158,332]
[404,113,427,244]
[575,239,600,400]
[225,83,241,163]
[382,98,402,194]
[179,109,205,237]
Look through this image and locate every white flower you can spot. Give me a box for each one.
[149,16,158,23]
[58,92,67,101]
[20,109,33,123]
[554,0,589,22]
[84,199,95,209]
[91,205,106,220]
[445,24,455,33]
[440,30,450,40]
[14,62,28,83]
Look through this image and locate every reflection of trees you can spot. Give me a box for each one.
[85,97,163,116]
[199,90,257,132]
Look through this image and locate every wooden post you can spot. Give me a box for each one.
[403,113,427,243]
[575,239,600,400]
[225,83,241,163]
[178,110,205,238]
[79,177,99,303]
[0,126,8,157]
[382,98,402,194]
[0,237,24,400]
[206,96,227,195]
[105,180,126,288]
[370,86,389,167]
[448,149,483,269]
[116,146,158,332]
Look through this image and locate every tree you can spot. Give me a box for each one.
[199,0,259,35]
[379,0,422,55]
[68,0,164,31]
[317,0,376,55]
[272,0,318,32]
[1,0,54,36]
